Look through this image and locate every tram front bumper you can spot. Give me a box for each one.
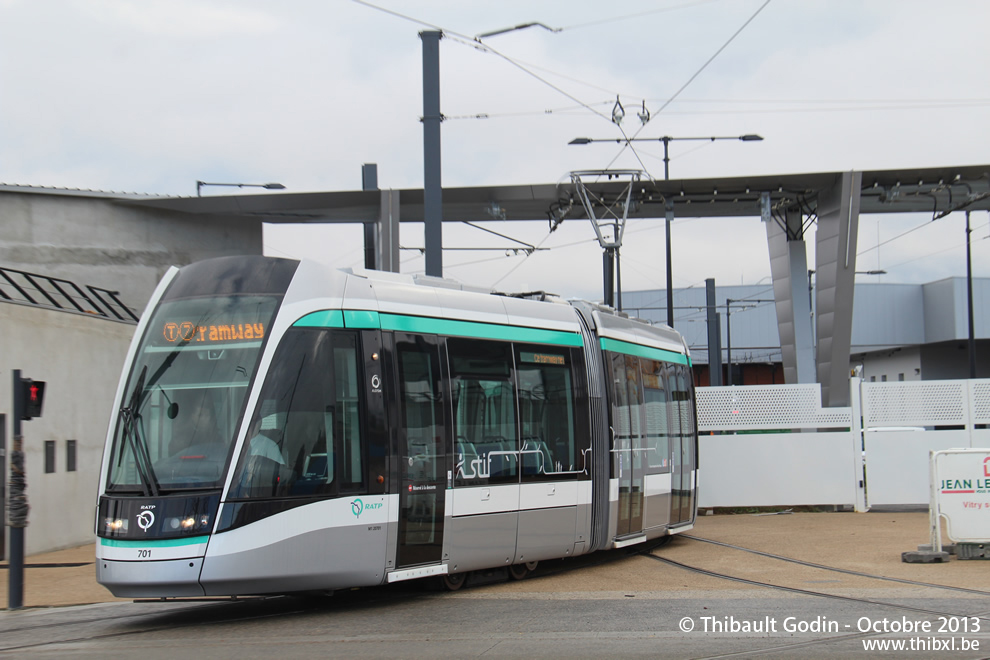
[96,557,205,598]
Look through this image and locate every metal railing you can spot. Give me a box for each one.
[0,266,138,322]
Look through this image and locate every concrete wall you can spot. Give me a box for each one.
[857,345,922,382]
[1,302,135,554]
[0,188,265,554]
[0,190,263,313]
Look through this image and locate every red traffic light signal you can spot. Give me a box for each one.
[18,378,45,420]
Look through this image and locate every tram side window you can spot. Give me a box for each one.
[516,347,581,480]
[230,329,364,499]
[335,335,364,489]
[449,338,517,486]
[641,359,671,474]
[610,353,645,480]
[671,364,696,472]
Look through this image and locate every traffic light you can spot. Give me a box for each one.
[17,377,45,420]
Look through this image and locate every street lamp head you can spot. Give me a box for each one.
[569,137,592,145]
[739,134,764,142]
[196,180,286,196]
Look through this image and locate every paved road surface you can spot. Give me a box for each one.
[1,512,988,658]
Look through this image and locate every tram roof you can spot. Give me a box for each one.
[104,163,990,224]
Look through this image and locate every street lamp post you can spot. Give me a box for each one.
[196,181,286,197]
[569,134,763,327]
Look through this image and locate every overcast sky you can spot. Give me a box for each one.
[3,0,989,301]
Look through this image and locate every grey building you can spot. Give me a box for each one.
[1,185,264,554]
[622,278,990,386]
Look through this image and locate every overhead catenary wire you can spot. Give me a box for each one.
[353,0,616,125]
[601,0,772,175]
[355,0,946,296]
[642,0,771,129]
[880,223,990,274]
[445,98,990,122]
[856,210,962,259]
[443,32,614,124]
[557,0,726,31]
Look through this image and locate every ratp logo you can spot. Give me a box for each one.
[136,510,155,532]
[350,498,382,518]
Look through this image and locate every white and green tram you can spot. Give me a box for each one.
[96,256,697,596]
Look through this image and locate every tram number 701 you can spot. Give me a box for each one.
[137,549,152,558]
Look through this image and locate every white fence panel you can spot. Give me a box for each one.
[971,380,990,425]
[697,384,859,509]
[698,432,857,508]
[859,379,990,506]
[697,384,851,431]
[864,429,971,506]
[695,379,990,510]
[861,380,969,429]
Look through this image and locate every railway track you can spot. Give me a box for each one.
[2,533,988,657]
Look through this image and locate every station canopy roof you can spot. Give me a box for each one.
[11,164,990,226]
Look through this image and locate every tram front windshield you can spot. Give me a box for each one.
[107,295,279,492]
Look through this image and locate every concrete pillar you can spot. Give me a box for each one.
[360,164,400,273]
[766,209,815,385]
[362,164,379,270]
[815,171,862,407]
[378,189,400,273]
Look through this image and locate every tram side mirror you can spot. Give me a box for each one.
[167,402,179,419]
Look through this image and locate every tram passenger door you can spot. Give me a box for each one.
[394,334,447,568]
[612,353,645,538]
[669,364,696,526]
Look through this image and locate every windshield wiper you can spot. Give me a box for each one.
[118,366,160,497]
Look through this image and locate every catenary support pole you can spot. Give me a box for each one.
[421,30,443,277]
[706,280,723,386]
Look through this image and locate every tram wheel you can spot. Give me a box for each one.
[441,572,467,591]
[508,560,538,580]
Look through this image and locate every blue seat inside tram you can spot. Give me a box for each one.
[521,437,553,475]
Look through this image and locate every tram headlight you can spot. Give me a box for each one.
[105,518,127,533]
[165,515,210,533]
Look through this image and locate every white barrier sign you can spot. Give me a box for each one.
[933,449,990,543]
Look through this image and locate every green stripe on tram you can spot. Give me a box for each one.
[599,336,690,366]
[100,535,209,548]
[293,309,582,347]
[343,310,380,328]
[380,314,583,346]
[294,310,344,328]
